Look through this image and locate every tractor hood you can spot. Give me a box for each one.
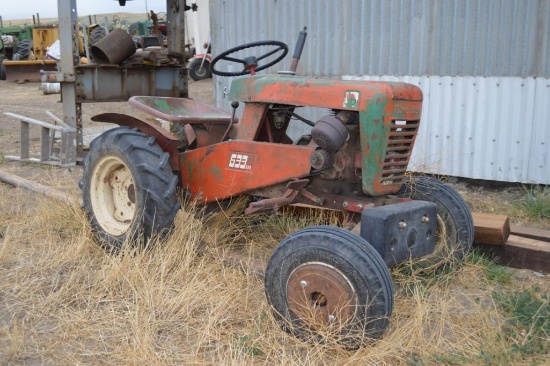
[228,75,423,111]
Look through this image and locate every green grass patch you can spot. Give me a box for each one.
[466,249,513,286]
[493,286,549,357]
[516,186,550,221]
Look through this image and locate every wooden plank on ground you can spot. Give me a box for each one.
[510,225,550,243]
[475,235,550,273]
[0,169,78,206]
[472,212,510,245]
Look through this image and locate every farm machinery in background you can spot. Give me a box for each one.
[0,9,195,82]
[80,27,474,348]
[0,18,58,81]
[0,23,35,80]
[86,11,195,66]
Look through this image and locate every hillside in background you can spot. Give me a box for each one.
[2,12,150,27]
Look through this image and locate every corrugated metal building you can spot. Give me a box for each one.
[210,0,550,184]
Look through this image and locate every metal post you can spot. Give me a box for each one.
[40,126,50,161]
[166,0,188,98]
[20,121,29,160]
[57,0,77,166]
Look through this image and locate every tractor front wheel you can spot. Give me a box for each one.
[80,127,180,251]
[265,226,394,348]
[188,58,212,81]
[397,176,474,265]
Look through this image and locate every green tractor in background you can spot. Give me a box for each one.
[0,24,34,80]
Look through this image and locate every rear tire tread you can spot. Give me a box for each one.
[80,126,180,251]
[397,176,474,262]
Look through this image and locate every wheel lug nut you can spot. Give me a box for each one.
[300,280,307,288]
[399,221,407,230]
[422,216,430,224]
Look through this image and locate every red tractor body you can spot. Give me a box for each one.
[82,31,473,348]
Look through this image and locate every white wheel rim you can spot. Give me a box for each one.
[90,155,136,236]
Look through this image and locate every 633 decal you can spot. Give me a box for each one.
[228,153,255,171]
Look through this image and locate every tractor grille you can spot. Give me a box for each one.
[380,120,419,186]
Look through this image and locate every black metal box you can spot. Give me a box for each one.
[360,200,437,266]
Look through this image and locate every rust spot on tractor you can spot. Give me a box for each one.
[372,133,377,140]
[373,119,380,125]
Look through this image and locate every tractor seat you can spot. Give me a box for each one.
[129,96,235,125]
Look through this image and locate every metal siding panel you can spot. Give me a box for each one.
[210,0,549,78]
[209,0,550,184]
[342,75,550,184]
[530,79,550,183]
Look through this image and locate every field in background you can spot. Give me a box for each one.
[2,12,151,27]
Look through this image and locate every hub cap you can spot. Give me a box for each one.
[286,262,358,330]
[90,156,136,236]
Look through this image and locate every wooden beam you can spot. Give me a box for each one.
[510,225,550,243]
[472,212,510,245]
[0,170,78,206]
[475,235,550,273]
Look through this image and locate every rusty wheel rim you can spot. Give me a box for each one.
[286,262,358,330]
[90,155,136,236]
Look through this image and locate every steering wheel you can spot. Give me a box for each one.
[210,40,288,77]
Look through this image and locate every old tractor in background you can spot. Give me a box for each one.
[0,22,58,81]
[80,29,474,347]
[0,24,33,80]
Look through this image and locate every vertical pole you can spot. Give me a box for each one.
[57,0,77,166]
[166,0,188,98]
[40,126,50,161]
[20,121,29,160]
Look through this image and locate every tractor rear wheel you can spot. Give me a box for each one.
[188,58,212,81]
[80,127,180,251]
[89,27,107,45]
[265,226,394,348]
[18,39,33,60]
[397,176,474,265]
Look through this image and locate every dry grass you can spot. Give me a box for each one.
[0,169,548,365]
[456,181,550,230]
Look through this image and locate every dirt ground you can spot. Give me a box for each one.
[0,78,214,155]
[0,77,213,185]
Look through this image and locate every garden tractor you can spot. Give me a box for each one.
[80,29,474,348]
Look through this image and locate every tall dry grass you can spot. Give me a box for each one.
[0,181,545,365]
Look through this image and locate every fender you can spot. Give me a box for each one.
[91,113,181,170]
[191,54,212,62]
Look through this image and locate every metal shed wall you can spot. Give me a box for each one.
[210,0,550,184]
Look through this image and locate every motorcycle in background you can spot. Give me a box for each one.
[188,41,212,81]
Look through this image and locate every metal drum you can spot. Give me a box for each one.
[91,28,136,65]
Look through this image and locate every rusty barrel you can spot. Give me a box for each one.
[91,28,136,65]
